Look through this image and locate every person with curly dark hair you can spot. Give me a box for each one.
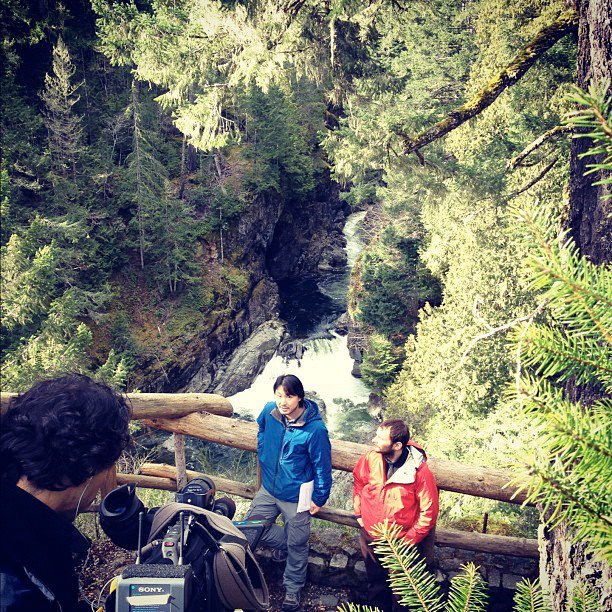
[0,374,131,612]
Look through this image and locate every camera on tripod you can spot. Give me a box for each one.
[99,477,271,611]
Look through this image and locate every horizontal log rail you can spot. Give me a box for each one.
[2,384,537,557]
[118,464,538,559]
[143,412,529,505]
[0,391,233,419]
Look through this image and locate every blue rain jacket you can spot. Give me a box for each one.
[257,398,332,507]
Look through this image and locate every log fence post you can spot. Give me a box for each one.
[174,433,188,491]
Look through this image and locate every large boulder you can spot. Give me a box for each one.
[212,319,287,397]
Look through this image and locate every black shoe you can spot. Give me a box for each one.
[281,590,300,611]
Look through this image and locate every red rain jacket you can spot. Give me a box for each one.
[353,442,439,545]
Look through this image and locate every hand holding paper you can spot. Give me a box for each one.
[296,480,314,513]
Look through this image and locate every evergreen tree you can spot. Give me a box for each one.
[158,187,202,295]
[360,332,404,393]
[121,79,167,269]
[241,83,316,197]
[40,36,85,209]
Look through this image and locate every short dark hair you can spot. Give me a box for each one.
[381,419,410,447]
[273,374,305,401]
[0,374,131,490]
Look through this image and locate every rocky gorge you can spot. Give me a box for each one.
[138,168,354,398]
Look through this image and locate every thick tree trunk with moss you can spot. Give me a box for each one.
[567,0,612,264]
[542,1,612,609]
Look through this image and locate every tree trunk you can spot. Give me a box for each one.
[542,1,612,609]
[567,0,612,264]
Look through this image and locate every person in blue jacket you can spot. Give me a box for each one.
[246,374,332,611]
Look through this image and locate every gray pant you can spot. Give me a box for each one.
[245,487,311,594]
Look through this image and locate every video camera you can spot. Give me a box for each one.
[99,477,270,611]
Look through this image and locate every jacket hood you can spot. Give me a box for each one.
[407,439,427,459]
[386,445,425,486]
[301,398,323,424]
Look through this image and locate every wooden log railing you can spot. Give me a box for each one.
[2,389,537,557]
[117,464,538,559]
[0,392,233,419]
[142,411,529,506]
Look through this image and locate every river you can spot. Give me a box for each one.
[228,211,371,434]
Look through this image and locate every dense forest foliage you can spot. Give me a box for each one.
[1,0,610,564]
[1,0,326,392]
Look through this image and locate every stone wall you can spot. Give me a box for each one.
[257,528,538,611]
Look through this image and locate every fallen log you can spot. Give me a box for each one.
[0,391,233,419]
[143,413,529,505]
[117,468,539,558]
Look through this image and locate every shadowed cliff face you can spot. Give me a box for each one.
[265,168,347,282]
[141,171,348,394]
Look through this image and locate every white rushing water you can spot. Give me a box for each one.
[228,211,370,434]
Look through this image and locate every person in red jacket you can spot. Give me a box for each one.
[353,419,439,611]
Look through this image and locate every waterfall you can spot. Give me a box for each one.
[228,211,370,434]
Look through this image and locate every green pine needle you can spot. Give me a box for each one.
[512,579,552,612]
[446,563,488,612]
[370,520,445,612]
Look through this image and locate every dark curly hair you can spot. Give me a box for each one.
[0,374,131,490]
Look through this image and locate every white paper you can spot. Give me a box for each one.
[296,480,314,512]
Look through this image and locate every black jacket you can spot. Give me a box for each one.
[0,480,91,612]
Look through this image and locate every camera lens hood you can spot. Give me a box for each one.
[175,476,216,510]
[213,496,236,520]
[99,484,147,549]
[100,484,143,520]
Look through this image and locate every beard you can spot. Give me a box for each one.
[374,444,394,457]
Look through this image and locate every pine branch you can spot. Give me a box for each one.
[510,83,612,565]
[569,583,599,612]
[398,9,578,155]
[370,521,445,612]
[338,604,381,612]
[525,462,611,530]
[564,80,612,196]
[512,579,551,612]
[517,384,612,462]
[507,125,571,169]
[446,563,488,612]
[519,327,612,389]
[512,207,612,344]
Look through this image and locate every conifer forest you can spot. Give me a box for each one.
[1,0,610,609]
